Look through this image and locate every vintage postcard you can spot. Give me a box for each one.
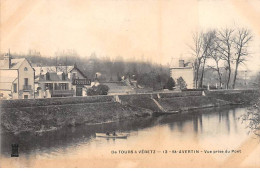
[0,0,260,168]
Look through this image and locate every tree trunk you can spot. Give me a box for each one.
[217,68,222,88]
[199,58,206,88]
[195,61,201,89]
[232,61,239,89]
[226,66,231,89]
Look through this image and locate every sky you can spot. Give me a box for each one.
[1,0,260,70]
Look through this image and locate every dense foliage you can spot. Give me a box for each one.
[165,77,175,90]
[177,77,187,90]
[2,52,170,90]
[87,84,110,96]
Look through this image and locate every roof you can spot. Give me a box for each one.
[48,72,63,81]
[0,58,26,69]
[34,65,87,79]
[10,58,26,69]
[38,72,70,82]
[0,82,14,91]
[0,70,18,91]
[70,66,88,79]
[34,66,74,76]
[0,70,18,83]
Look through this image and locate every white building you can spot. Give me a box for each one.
[0,52,35,99]
[170,59,194,89]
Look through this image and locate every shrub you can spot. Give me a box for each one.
[165,77,175,90]
[177,77,187,90]
[87,84,110,96]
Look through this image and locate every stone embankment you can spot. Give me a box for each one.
[1,89,258,134]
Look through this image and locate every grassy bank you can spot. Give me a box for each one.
[205,90,259,104]
[158,96,230,112]
[119,94,161,111]
[1,90,258,134]
[1,102,152,134]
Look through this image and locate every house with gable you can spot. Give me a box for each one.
[0,51,35,99]
[34,64,91,98]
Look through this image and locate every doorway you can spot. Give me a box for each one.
[76,86,83,96]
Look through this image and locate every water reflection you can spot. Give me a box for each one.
[1,106,249,159]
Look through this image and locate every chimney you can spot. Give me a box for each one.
[179,60,184,67]
[3,49,11,69]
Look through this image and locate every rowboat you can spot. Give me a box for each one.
[95,133,128,139]
[35,127,58,135]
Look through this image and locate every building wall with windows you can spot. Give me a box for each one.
[17,59,35,99]
[69,67,88,96]
[12,78,18,99]
[34,64,90,98]
[0,52,34,99]
[0,70,18,99]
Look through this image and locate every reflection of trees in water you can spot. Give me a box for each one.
[218,109,231,134]
[1,117,158,156]
[232,109,238,133]
[192,114,203,133]
[240,100,260,137]
[177,121,184,132]
[226,110,230,133]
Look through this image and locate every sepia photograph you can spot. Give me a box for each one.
[0,0,260,168]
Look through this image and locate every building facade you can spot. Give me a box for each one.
[0,52,35,99]
[170,59,194,89]
[34,64,91,98]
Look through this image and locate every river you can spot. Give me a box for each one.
[1,106,260,167]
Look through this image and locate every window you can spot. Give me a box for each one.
[24,95,28,99]
[72,73,76,79]
[24,78,28,86]
[54,83,58,90]
[24,67,28,71]
[45,83,53,90]
[60,83,68,90]
[13,83,17,93]
[46,72,50,80]
[62,72,66,80]
[46,83,53,90]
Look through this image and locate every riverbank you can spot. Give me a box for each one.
[0,90,258,134]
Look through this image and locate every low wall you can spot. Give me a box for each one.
[0,91,203,109]
[159,91,202,98]
[0,95,114,108]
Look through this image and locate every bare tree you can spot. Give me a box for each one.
[189,30,216,88]
[199,30,216,88]
[215,28,234,89]
[189,32,204,88]
[208,49,223,88]
[232,28,253,89]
